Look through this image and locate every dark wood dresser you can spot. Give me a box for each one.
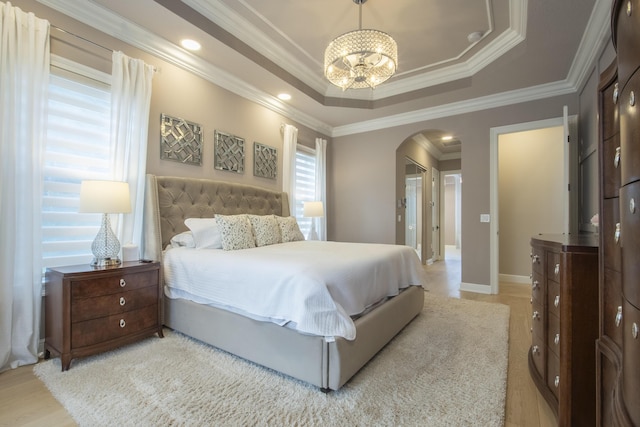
[44,261,163,371]
[596,2,640,425]
[529,234,599,426]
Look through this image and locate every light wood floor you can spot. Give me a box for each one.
[0,248,556,426]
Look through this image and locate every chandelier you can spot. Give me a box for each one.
[324,0,398,91]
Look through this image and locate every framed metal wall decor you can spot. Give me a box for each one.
[214,130,245,173]
[253,142,277,179]
[160,113,203,166]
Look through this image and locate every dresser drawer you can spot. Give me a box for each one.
[596,342,619,426]
[602,197,622,272]
[603,268,624,347]
[614,0,640,87]
[603,134,622,199]
[531,246,543,274]
[531,271,543,304]
[547,351,561,399]
[532,302,544,339]
[531,335,546,379]
[71,270,158,298]
[71,304,159,348]
[601,74,620,142]
[619,69,640,187]
[71,285,158,322]
[620,183,640,307]
[547,252,561,281]
[548,312,560,358]
[547,279,560,318]
[622,298,640,425]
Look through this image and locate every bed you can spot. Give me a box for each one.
[141,174,424,391]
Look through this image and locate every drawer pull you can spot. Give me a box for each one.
[614,146,621,168]
[614,83,619,104]
[554,376,560,388]
[633,323,639,339]
[532,280,539,290]
[119,278,126,288]
[627,0,632,16]
[119,296,126,306]
[119,319,126,328]
[631,91,636,107]
[532,311,540,320]
[554,295,560,308]
[631,198,636,214]
[554,263,560,277]
[531,255,539,264]
[554,334,560,346]
[532,345,540,355]
[615,223,621,244]
[615,306,623,327]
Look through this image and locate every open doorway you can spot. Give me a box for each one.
[405,158,427,260]
[441,171,462,263]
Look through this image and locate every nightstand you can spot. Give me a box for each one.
[44,261,163,371]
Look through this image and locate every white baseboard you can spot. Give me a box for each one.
[460,282,492,294]
[498,274,530,284]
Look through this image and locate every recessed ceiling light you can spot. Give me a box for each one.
[277,93,291,101]
[181,39,201,51]
[467,31,483,43]
[442,135,453,141]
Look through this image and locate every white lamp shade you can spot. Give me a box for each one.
[303,201,324,218]
[79,180,131,214]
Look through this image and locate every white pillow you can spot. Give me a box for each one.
[248,214,282,247]
[184,218,223,249]
[169,231,196,248]
[277,216,305,242]
[215,214,256,250]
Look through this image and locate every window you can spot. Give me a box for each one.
[294,146,316,237]
[42,57,112,268]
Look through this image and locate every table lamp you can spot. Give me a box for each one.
[79,180,131,267]
[303,201,324,240]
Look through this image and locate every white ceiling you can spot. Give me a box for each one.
[39,0,609,147]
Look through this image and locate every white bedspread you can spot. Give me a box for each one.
[162,240,423,340]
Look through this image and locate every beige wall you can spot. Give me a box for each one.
[330,96,579,289]
[498,127,565,278]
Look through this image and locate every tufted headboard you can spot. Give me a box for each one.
[141,174,289,262]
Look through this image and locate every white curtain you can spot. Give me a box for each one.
[0,2,50,372]
[281,124,298,216]
[315,138,327,240]
[110,51,154,256]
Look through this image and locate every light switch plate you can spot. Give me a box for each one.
[480,214,490,223]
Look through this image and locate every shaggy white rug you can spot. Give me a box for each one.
[34,293,509,427]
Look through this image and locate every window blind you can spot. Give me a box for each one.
[295,146,316,236]
[42,59,112,268]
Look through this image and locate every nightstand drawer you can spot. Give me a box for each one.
[71,285,158,322]
[71,270,158,298]
[72,304,158,348]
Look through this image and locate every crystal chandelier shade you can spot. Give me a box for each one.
[324,0,397,90]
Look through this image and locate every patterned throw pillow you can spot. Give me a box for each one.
[248,215,282,247]
[214,214,256,250]
[276,216,305,242]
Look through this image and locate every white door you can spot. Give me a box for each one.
[431,167,440,261]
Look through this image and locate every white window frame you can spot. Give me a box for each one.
[294,145,316,237]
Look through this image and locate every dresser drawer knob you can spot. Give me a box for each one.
[614,83,619,104]
[119,296,126,306]
[119,319,126,328]
[532,280,539,290]
[554,263,560,276]
[554,333,560,346]
[119,278,126,288]
[554,376,560,388]
[627,0,632,16]
[554,295,560,308]
[630,91,636,107]
[532,345,540,355]
[531,255,539,264]
[532,311,540,320]
[615,223,621,244]
[614,146,621,168]
[633,322,639,339]
[631,198,636,214]
[616,306,623,328]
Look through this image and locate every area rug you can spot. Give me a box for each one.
[34,293,510,426]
